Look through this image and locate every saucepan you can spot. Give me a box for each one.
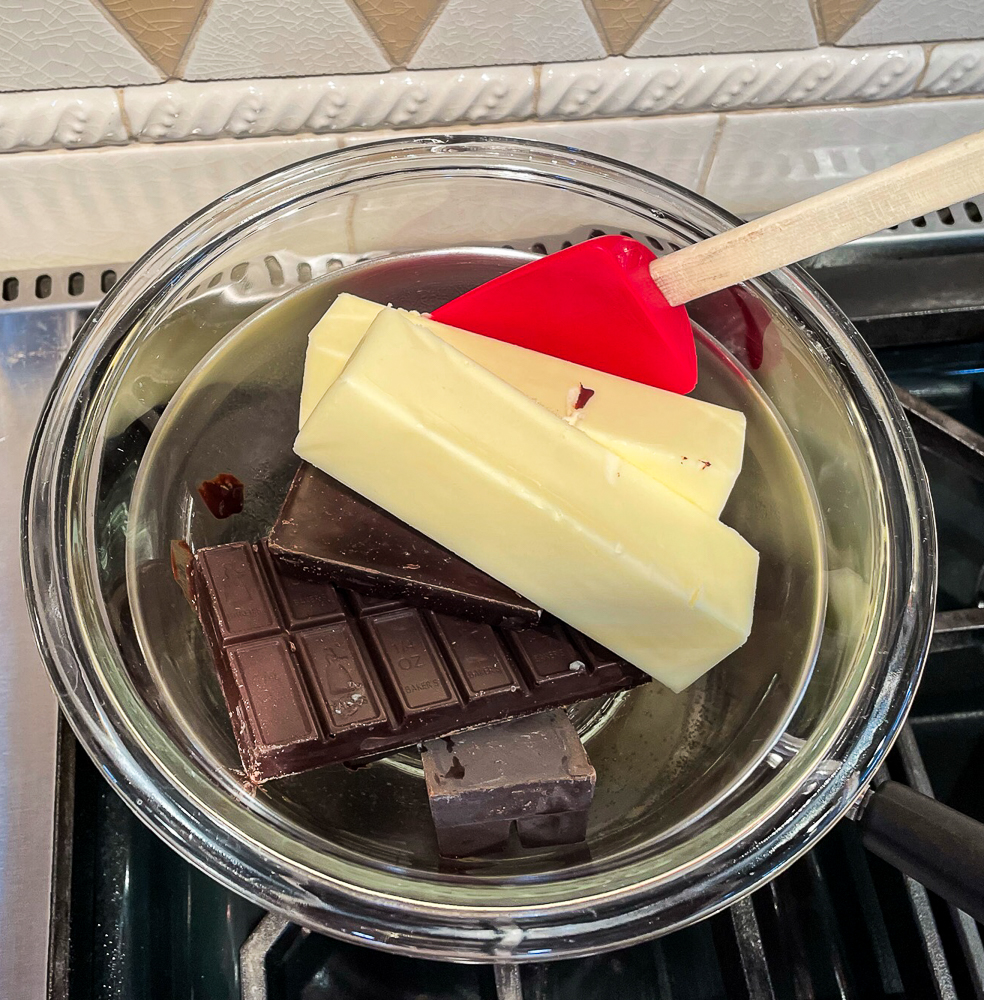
[22,136,982,962]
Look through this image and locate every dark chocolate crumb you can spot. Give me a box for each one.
[574,384,595,410]
[197,473,245,519]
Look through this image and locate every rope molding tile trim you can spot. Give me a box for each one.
[0,40,983,153]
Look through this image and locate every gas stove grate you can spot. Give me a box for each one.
[229,711,984,1000]
[229,738,983,999]
[897,388,984,654]
[55,717,984,1000]
[230,717,984,1000]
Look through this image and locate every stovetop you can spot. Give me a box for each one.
[5,204,984,999]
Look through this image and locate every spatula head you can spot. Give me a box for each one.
[432,235,697,393]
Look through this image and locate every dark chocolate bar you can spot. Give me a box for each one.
[193,541,646,781]
[422,710,596,857]
[269,463,541,628]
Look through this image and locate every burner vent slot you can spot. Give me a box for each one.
[895,197,984,237]
[0,264,126,311]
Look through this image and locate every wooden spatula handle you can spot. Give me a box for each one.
[650,128,984,307]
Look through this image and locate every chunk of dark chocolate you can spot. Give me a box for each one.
[269,463,540,628]
[197,472,245,518]
[422,711,596,857]
[192,541,647,781]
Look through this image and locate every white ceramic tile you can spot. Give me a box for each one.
[629,0,818,57]
[408,0,605,70]
[538,47,923,119]
[840,0,982,45]
[0,135,347,270]
[182,0,390,80]
[0,88,127,152]
[341,116,719,188]
[335,117,718,253]
[346,169,589,252]
[704,99,984,217]
[919,41,984,95]
[126,46,927,150]
[124,65,534,141]
[498,117,720,190]
[0,0,161,92]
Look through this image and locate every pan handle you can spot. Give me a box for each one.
[859,780,984,922]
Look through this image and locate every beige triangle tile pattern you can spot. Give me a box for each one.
[97,0,209,75]
[182,0,390,80]
[350,0,444,65]
[840,0,981,44]
[0,0,161,91]
[409,0,605,69]
[587,0,673,53]
[629,0,817,56]
[814,0,881,41]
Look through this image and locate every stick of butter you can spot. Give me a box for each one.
[299,294,746,518]
[295,309,759,693]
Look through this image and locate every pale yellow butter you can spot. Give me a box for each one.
[299,294,746,517]
[295,309,759,693]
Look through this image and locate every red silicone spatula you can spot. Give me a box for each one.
[435,236,696,393]
[433,127,984,393]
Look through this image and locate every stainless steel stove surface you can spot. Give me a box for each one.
[5,205,984,999]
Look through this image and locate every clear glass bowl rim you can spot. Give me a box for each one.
[22,134,936,962]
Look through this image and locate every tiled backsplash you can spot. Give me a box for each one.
[0,0,982,266]
[4,0,983,90]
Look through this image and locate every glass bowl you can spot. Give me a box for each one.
[24,136,934,962]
